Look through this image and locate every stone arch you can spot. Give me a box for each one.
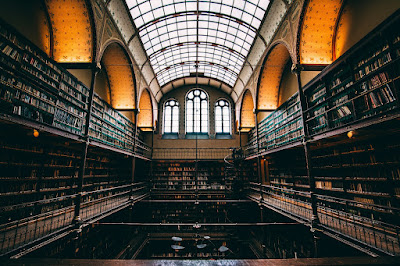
[138,89,153,130]
[100,42,136,110]
[240,89,255,131]
[257,42,293,110]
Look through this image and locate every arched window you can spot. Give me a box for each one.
[163,99,179,134]
[186,89,208,134]
[215,99,230,134]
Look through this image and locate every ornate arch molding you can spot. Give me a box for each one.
[256,42,294,111]
[100,41,137,110]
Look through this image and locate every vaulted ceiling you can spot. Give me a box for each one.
[125,0,271,88]
[106,0,291,102]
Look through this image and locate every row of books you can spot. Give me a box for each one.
[0,26,23,49]
[53,108,83,129]
[24,44,62,75]
[12,104,51,123]
[58,89,86,110]
[15,81,56,105]
[348,182,386,194]
[1,43,21,61]
[309,85,326,104]
[60,82,86,103]
[22,54,60,82]
[354,43,389,69]
[365,85,395,109]
[330,67,351,88]
[15,90,55,114]
[20,63,58,91]
[56,99,85,117]
[354,52,392,81]
[334,105,352,119]
[89,95,141,152]
[61,72,89,96]
[360,72,389,91]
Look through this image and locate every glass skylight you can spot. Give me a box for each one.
[126,0,270,87]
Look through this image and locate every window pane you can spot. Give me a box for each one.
[215,107,222,122]
[215,100,231,134]
[186,89,209,134]
[216,119,222,129]
[164,100,179,134]
[201,123,208,133]
[223,125,230,133]
[165,106,171,118]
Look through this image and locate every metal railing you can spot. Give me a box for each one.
[134,139,152,159]
[152,148,231,160]
[246,182,400,256]
[247,182,312,223]
[0,183,149,256]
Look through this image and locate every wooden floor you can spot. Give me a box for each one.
[2,257,400,265]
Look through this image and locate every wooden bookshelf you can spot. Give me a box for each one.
[89,94,136,153]
[303,12,400,137]
[0,19,150,157]
[246,93,304,156]
[310,133,400,212]
[151,161,227,192]
[263,147,309,192]
[0,19,87,136]
[0,122,136,226]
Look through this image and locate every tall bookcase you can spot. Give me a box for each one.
[246,93,303,156]
[303,14,400,137]
[264,147,309,191]
[151,161,227,191]
[0,19,150,158]
[310,131,400,221]
[0,20,88,136]
[244,11,400,255]
[90,94,135,152]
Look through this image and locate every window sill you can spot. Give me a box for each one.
[162,133,179,139]
[185,133,209,139]
[215,133,232,139]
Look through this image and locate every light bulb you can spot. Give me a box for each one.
[347,131,354,139]
[33,129,39,138]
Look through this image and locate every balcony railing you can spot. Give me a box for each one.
[152,148,231,160]
[246,182,400,256]
[0,183,149,256]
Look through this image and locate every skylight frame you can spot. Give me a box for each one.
[126,0,270,87]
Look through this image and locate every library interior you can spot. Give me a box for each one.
[1,0,400,265]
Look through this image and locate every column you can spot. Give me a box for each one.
[292,64,320,253]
